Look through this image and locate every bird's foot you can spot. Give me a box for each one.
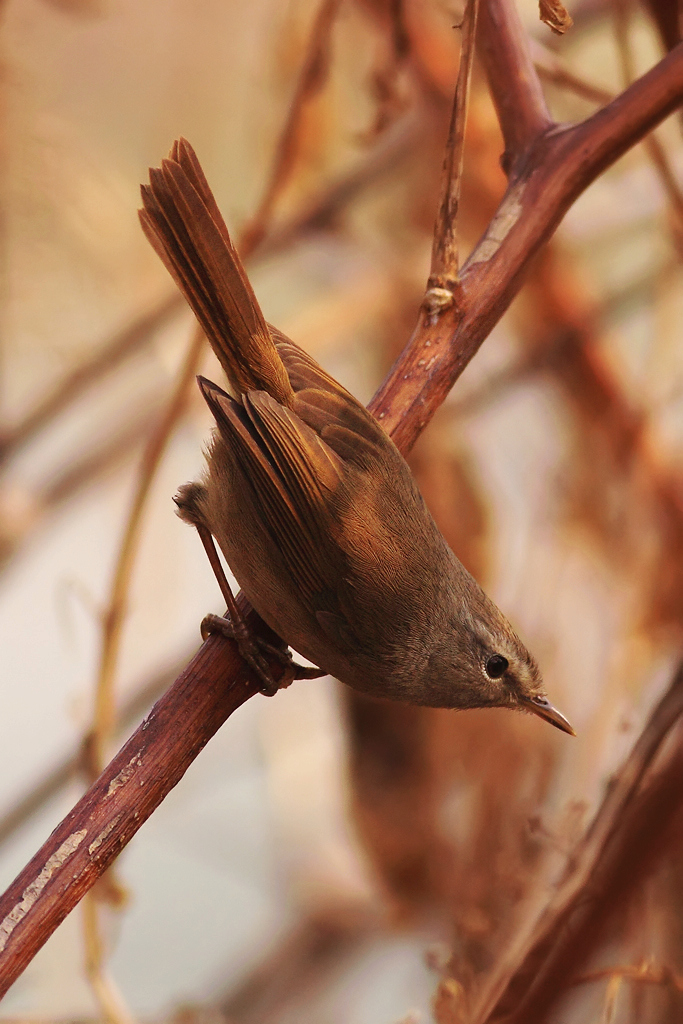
[200,613,324,695]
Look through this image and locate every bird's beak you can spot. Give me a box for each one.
[521,696,575,735]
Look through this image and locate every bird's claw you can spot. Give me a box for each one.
[200,613,324,694]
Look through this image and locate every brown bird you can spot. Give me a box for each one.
[139,138,573,734]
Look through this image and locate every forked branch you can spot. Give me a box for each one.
[0,11,682,1001]
[477,0,552,171]
[371,41,683,450]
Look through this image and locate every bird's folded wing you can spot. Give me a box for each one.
[271,329,398,471]
[200,379,354,622]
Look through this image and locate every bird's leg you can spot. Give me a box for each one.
[194,521,282,694]
[193,521,324,694]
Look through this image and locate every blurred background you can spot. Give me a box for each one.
[0,0,682,1021]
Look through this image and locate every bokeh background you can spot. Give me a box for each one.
[0,0,682,1021]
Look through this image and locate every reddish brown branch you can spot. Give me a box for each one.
[0,654,188,849]
[472,663,683,1023]
[643,0,682,54]
[478,0,553,172]
[0,598,274,997]
[0,29,682,1001]
[370,42,683,450]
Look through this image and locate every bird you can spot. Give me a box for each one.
[138,138,573,735]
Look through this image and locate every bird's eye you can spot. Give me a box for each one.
[485,654,508,679]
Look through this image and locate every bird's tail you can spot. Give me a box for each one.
[139,138,294,408]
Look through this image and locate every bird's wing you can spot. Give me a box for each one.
[262,334,426,637]
[270,328,401,474]
[200,378,361,640]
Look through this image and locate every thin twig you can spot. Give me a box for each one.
[239,0,343,255]
[82,894,136,1024]
[218,907,380,1023]
[0,654,188,849]
[428,0,481,296]
[530,38,615,105]
[645,133,683,230]
[0,34,682,1000]
[253,110,421,259]
[0,404,162,570]
[86,326,204,779]
[0,293,181,465]
[81,325,203,1022]
[613,0,638,82]
[442,347,552,419]
[573,962,683,995]
[613,0,683,245]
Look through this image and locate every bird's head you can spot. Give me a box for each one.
[428,580,574,735]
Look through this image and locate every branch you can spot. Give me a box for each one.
[0,404,163,569]
[477,0,553,172]
[370,43,683,450]
[0,654,188,848]
[0,597,269,995]
[1,31,682,1000]
[472,662,683,1023]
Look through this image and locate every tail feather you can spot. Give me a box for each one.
[139,139,294,408]
[170,138,232,251]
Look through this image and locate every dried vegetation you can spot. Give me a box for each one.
[0,0,682,1022]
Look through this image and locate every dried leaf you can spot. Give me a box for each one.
[539,0,573,34]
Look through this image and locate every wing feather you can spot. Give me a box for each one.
[270,329,395,469]
[199,378,348,608]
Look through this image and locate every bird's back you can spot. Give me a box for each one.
[140,139,459,696]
